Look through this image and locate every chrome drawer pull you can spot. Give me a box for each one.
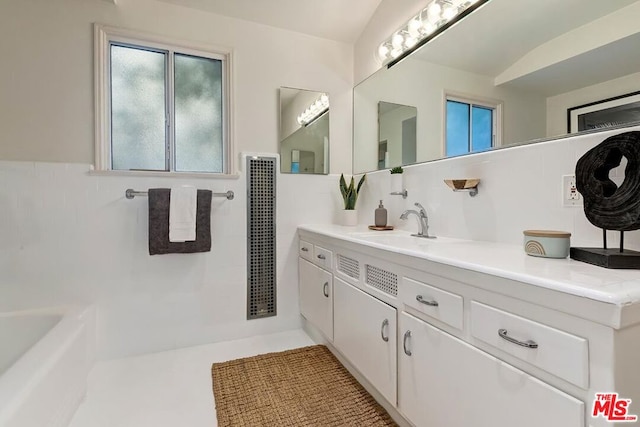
[317,254,326,260]
[403,330,412,356]
[381,319,389,342]
[416,295,439,307]
[498,328,538,349]
[301,247,309,252]
[323,282,329,298]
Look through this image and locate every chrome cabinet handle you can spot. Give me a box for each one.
[317,254,326,260]
[381,319,389,342]
[301,247,309,252]
[416,295,439,307]
[498,328,538,349]
[403,330,412,356]
[323,282,329,298]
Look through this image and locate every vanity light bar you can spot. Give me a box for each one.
[378,0,490,68]
[297,93,329,126]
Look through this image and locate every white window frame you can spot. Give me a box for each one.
[94,24,235,176]
[442,91,503,156]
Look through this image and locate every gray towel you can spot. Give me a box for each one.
[148,188,212,255]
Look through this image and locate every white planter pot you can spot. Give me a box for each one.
[390,173,403,191]
[339,209,358,226]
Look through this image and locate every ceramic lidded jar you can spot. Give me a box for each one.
[523,230,571,258]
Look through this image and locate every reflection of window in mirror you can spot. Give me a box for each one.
[445,94,502,157]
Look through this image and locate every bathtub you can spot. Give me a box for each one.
[0,306,95,427]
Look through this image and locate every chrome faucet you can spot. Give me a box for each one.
[400,203,436,239]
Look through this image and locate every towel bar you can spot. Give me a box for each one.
[125,189,234,200]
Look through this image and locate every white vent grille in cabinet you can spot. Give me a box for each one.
[365,264,398,296]
[337,254,360,279]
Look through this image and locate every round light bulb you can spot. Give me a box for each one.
[320,94,329,105]
[408,18,422,38]
[405,36,417,48]
[391,33,404,49]
[297,116,303,125]
[442,5,457,20]
[390,48,402,58]
[423,21,436,35]
[427,2,442,22]
[378,43,390,60]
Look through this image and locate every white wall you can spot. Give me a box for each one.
[0,159,341,359]
[356,125,640,251]
[0,0,349,359]
[547,72,640,137]
[0,0,353,174]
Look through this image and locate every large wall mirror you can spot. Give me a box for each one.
[354,0,640,173]
[279,87,329,174]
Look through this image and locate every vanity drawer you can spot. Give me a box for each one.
[402,277,463,330]
[470,301,589,389]
[299,239,313,262]
[314,245,333,270]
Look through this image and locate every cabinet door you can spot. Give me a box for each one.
[398,312,584,427]
[334,278,397,405]
[299,258,333,340]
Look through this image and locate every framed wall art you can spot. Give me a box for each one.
[567,90,640,134]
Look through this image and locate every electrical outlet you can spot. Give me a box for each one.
[562,174,582,207]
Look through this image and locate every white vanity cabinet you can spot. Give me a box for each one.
[398,311,584,427]
[298,257,333,340]
[298,225,640,427]
[333,277,397,404]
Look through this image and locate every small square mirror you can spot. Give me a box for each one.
[279,87,329,174]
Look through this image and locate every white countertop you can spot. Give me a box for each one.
[298,224,640,306]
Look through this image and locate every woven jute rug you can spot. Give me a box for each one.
[211,345,397,426]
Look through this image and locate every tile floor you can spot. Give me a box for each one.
[68,329,315,427]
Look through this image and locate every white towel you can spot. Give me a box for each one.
[169,186,197,242]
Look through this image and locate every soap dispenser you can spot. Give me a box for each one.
[375,200,388,227]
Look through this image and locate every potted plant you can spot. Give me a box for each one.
[390,166,403,190]
[339,173,366,226]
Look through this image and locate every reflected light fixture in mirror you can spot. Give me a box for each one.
[279,87,330,175]
[377,0,490,67]
[298,93,329,125]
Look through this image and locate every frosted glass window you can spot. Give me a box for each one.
[446,97,497,156]
[98,26,230,174]
[110,45,166,171]
[174,54,223,173]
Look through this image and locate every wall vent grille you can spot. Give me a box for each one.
[337,254,360,279]
[247,156,277,319]
[365,264,398,296]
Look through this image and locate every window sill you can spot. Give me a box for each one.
[88,169,240,180]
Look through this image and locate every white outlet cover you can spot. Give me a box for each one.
[562,174,582,207]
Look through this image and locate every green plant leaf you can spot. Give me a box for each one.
[339,174,347,201]
[338,173,366,210]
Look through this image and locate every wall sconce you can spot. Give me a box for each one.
[297,93,329,126]
[377,0,490,67]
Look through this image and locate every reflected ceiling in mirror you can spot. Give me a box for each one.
[280,87,329,174]
[353,0,640,174]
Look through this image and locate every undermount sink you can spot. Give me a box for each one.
[348,231,454,247]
